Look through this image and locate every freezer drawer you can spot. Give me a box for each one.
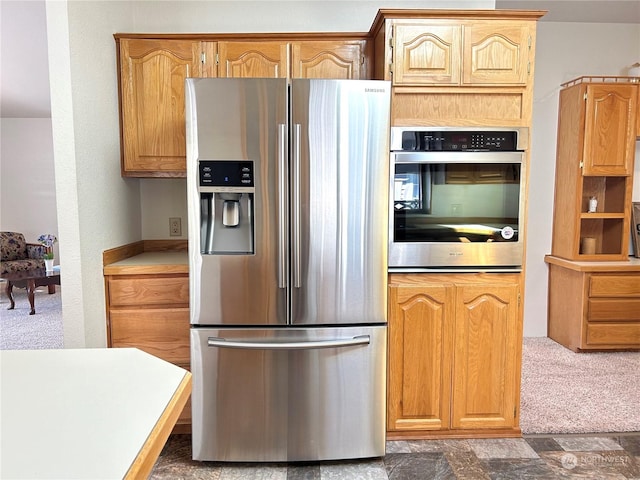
[191,325,386,462]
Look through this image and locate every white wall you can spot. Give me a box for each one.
[46,1,141,347]
[523,21,640,336]
[0,118,58,258]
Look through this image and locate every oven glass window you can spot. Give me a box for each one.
[393,163,521,243]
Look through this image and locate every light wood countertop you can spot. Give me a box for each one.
[544,254,640,272]
[103,240,188,275]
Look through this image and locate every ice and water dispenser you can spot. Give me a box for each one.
[198,160,254,254]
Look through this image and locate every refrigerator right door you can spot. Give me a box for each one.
[290,80,391,326]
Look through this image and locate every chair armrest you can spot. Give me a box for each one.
[26,243,46,259]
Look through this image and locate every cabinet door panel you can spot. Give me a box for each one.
[583,84,638,176]
[387,284,453,431]
[451,283,519,429]
[120,39,201,175]
[463,22,531,85]
[393,23,461,85]
[218,42,288,78]
[291,41,365,79]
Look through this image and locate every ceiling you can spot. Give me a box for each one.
[1,1,639,119]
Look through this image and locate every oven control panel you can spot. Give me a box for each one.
[399,130,519,152]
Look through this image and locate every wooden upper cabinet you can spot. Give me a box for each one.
[218,41,288,78]
[118,38,205,177]
[392,23,461,85]
[582,83,638,176]
[291,41,366,79]
[463,21,532,85]
[391,19,533,86]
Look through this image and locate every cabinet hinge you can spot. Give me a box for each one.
[518,293,521,307]
[584,92,588,101]
[216,53,219,65]
[527,62,531,75]
[580,161,584,169]
[361,55,365,65]
[200,52,206,64]
[528,35,532,49]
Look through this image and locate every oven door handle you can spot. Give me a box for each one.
[391,151,524,163]
[207,335,370,350]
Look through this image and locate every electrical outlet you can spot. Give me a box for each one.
[169,217,182,236]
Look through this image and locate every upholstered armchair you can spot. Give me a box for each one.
[0,232,46,274]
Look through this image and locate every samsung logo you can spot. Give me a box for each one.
[365,88,386,93]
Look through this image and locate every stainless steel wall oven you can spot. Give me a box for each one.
[389,126,528,271]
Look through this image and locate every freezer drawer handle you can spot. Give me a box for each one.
[207,335,370,350]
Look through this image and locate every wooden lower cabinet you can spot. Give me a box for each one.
[546,256,640,351]
[387,273,522,438]
[106,272,191,431]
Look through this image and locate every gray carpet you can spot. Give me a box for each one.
[0,285,63,350]
[519,336,640,435]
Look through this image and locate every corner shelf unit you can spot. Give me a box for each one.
[551,76,639,261]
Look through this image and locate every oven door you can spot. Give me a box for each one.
[389,151,525,270]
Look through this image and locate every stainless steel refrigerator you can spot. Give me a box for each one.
[185,78,391,462]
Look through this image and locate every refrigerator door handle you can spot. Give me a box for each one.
[292,123,302,288]
[207,335,370,350]
[278,123,288,289]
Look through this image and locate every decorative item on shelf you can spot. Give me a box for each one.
[588,196,598,213]
[580,237,596,255]
[38,233,58,271]
[628,62,640,78]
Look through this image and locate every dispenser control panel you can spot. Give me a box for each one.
[199,160,254,190]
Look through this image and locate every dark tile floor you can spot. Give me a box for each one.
[151,433,640,479]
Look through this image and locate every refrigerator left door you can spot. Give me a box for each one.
[191,326,387,462]
[186,78,289,326]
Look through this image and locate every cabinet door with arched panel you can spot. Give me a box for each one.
[451,281,520,430]
[387,280,454,432]
[462,21,533,85]
[291,40,367,79]
[218,41,289,78]
[118,38,207,176]
[392,22,461,85]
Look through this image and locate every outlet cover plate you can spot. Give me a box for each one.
[169,217,182,236]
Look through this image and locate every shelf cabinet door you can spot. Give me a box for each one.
[217,41,289,78]
[291,41,366,79]
[451,282,520,430]
[583,84,638,176]
[392,22,461,85]
[462,21,532,85]
[119,39,205,177]
[387,283,454,432]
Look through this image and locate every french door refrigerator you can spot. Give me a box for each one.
[185,77,391,462]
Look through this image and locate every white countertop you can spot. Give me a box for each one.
[0,348,191,479]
